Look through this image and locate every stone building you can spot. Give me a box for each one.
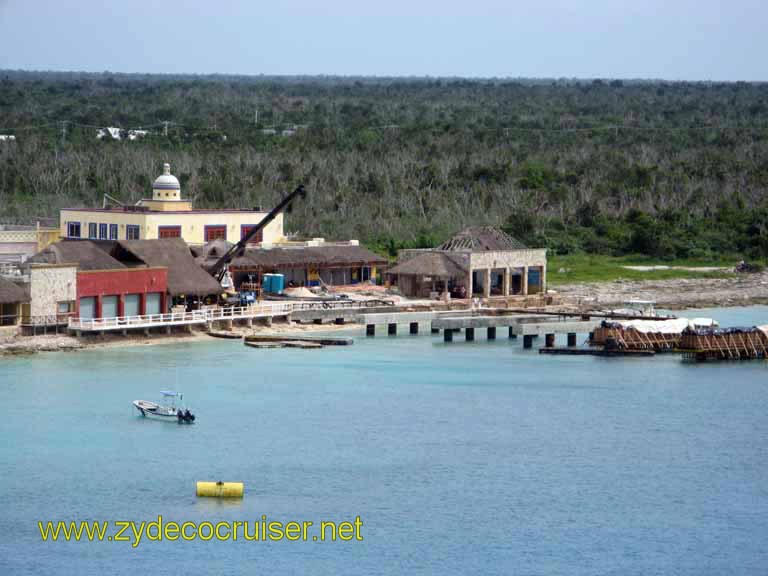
[388,227,547,299]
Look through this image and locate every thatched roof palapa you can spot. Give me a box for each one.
[438,226,528,251]
[26,240,125,271]
[115,239,222,296]
[228,245,388,270]
[387,252,468,277]
[0,276,29,304]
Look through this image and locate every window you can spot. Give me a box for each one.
[241,225,263,243]
[57,301,73,314]
[204,225,227,242]
[99,223,108,239]
[127,225,140,240]
[67,222,81,238]
[88,223,97,239]
[109,224,118,240]
[158,226,182,239]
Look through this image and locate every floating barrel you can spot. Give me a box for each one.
[196,481,244,498]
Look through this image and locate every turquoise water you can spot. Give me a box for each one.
[2,306,768,575]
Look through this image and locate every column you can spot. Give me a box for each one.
[466,270,473,298]
[541,264,547,294]
[483,269,491,299]
[522,266,529,296]
[503,268,510,297]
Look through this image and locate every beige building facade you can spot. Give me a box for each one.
[59,164,284,246]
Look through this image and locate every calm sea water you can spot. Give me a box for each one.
[1,306,767,575]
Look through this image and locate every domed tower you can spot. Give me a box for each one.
[152,163,181,201]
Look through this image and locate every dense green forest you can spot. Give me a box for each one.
[1,71,767,260]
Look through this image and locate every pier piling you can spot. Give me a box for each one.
[509,327,517,339]
[523,335,534,349]
[410,322,419,335]
[444,329,454,343]
[465,328,475,341]
[567,333,577,347]
[366,324,375,337]
[487,327,496,340]
[388,323,397,335]
[545,333,555,348]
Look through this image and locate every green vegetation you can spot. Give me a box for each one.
[1,71,768,262]
[547,254,738,285]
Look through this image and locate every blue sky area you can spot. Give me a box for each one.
[0,0,764,80]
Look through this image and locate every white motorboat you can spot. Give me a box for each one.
[133,391,196,423]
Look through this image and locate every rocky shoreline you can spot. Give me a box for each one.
[554,272,768,310]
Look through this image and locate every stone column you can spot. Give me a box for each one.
[483,269,491,299]
[466,270,473,297]
[541,264,547,294]
[522,266,529,296]
[503,268,510,297]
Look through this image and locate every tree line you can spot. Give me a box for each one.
[1,71,767,260]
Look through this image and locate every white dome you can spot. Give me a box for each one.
[153,163,180,191]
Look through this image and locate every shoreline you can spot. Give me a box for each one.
[2,272,767,357]
[0,322,362,357]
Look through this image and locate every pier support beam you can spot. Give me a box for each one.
[465,327,475,341]
[409,322,419,335]
[388,323,397,335]
[224,319,233,331]
[487,327,496,340]
[567,333,577,347]
[509,327,517,339]
[366,324,375,337]
[545,333,555,348]
[444,329,454,343]
[523,334,534,349]
[166,326,172,335]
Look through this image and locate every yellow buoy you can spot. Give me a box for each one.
[196,481,244,498]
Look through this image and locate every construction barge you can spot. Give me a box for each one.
[679,326,768,361]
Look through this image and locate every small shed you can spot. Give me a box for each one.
[0,276,30,326]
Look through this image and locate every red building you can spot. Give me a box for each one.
[76,267,168,319]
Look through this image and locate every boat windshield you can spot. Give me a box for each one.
[159,391,183,409]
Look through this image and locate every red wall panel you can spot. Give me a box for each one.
[77,267,168,298]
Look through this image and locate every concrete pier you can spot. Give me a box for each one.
[410,322,419,335]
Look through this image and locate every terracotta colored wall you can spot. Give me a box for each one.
[77,267,167,298]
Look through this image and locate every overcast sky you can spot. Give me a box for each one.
[0,0,764,81]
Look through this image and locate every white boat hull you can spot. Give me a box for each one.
[133,400,195,422]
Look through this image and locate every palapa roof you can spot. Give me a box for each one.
[387,252,467,277]
[114,239,222,296]
[228,244,388,270]
[0,276,29,304]
[438,226,527,251]
[26,240,126,271]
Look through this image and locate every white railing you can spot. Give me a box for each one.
[67,299,394,332]
[68,310,210,331]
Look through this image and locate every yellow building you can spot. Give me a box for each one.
[59,163,284,246]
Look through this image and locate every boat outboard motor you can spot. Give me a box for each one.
[177,409,184,422]
[184,409,194,422]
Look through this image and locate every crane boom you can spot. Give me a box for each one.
[210,184,307,282]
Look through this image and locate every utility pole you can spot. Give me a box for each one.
[254,106,258,127]
[163,121,169,137]
[60,120,67,143]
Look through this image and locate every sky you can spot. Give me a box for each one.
[0,0,765,81]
